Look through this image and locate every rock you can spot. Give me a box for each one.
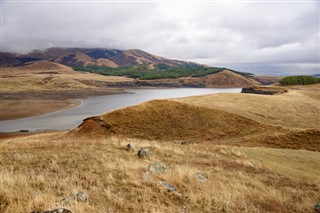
[148,162,166,173]
[180,141,194,145]
[76,191,88,202]
[314,202,320,212]
[160,181,177,192]
[196,173,208,182]
[31,208,72,213]
[125,144,134,152]
[137,148,150,159]
[241,86,287,95]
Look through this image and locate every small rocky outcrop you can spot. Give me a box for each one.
[196,173,208,182]
[76,191,88,202]
[60,191,88,206]
[137,148,150,159]
[30,208,71,213]
[148,162,166,173]
[125,144,134,152]
[160,181,177,192]
[241,86,287,95]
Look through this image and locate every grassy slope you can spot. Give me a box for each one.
[175,85,320,129]
[1,85,319,212]
[0,73,133,92]
[73,85,320,151]
[0,133,319,213]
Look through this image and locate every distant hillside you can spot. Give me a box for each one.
[0,48,198,68]
[0,61,76,76]
[1,48,260,87]
[22,61,73,72]
[73,63,254,80]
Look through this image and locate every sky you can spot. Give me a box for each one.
[1,0,319,75]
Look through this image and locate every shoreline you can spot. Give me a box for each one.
[0,99,81,121]
[0,86,223,121]
[0,88,128,121]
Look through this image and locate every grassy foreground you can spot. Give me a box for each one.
[0,133,319,213]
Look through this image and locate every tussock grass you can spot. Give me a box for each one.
[175,85,320,129]
[0,133,319,212]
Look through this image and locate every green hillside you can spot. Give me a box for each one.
[73,64,253,80]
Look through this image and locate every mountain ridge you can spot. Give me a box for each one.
[0,48,199,68]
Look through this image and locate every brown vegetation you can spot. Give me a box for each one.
[0,133,319,213]
[0,83,319,212]
[73,85,320,151]
[0,48,197,67]
[137,70,258,88]
[176,85,320,129]
[0,61,75,76]
[74,99,282,141]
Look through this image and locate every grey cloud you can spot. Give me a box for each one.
[1,1,319,75]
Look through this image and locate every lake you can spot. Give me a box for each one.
[0,88,241,132]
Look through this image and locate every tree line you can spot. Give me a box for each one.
[280,75,320,86]
[73,64,252,80]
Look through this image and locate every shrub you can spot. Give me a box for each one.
[280,76,320,86]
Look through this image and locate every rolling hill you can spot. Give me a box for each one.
[73,85,320,151]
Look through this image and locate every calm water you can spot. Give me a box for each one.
[0,88,241,132]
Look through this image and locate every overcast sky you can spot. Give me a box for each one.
[1,0,319,75]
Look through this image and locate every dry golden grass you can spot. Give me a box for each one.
[74,94,319,151]
[175,85,320,129]
[0,133,319,213]
[0,73,133,92]
[75,99,282,140]
[0,61,74,76]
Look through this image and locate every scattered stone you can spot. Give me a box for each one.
[137,148,150,159]
[125,144,134,152]
[60,191,87,205]
[60,196,74,206]
[30,208,72,213]
[148,162,166,173]
[180,141,194,145]
[160,181,177,192]
[196,173,208,182]
[76,191,88,202]
[314,202,320,212]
